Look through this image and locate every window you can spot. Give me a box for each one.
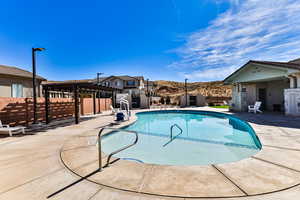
[102,82,110,87]
[241,88,247,92]
[12,83,23,97]
[126,81,135,86]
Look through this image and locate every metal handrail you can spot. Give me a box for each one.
[170,124,183,140]
[98,127,138,171]
[163,123,183,147]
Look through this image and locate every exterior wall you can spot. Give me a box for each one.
[139,79,145,89]
[228,65,290,83]
[231,79,289,112]
[139,93,149,108]
[180,95,190,107]
[196,95,206,106]
[284,88,300,116]
[230,84,242,111]
[180,95,206,107]
[104,77,145,90]
[0,75,42,98]
[265,80,289,111]
[101,76,146,108]
[110,78,124,89]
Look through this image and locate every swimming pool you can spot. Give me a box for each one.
[102,110,261,165]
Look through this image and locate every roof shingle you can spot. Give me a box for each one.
[0,65,46,80]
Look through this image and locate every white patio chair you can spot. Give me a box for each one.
[0,120,25,137]
[248,101,262,114]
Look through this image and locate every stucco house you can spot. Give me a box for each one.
[100,75,148,108]
[224,58,300,116]
[0,65,45,98]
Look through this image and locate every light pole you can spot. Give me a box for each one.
[32,47,45,124]
[97,72,103,85]
[185,78,188,107]
[146,79,150,109]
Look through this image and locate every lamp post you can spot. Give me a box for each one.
[32,47,45,124]
[146,79,150,109]
[185,78,188,107]
[97,72,103,85]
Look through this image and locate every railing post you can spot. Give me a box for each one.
[98,129,103,171]
[97,128,138,171]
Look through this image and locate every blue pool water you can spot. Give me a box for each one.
[102,110,261,165]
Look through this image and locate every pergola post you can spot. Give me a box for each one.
[45,86,50,124]
[93,91,96,115]
[112,91,115,108]
[74,85,79,124]
[104,92,107,111]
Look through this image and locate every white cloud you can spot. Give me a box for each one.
[183,65,237,80]
[170,0,300,81]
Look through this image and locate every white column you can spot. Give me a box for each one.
[289,76,295,88]
[296,74,300,88]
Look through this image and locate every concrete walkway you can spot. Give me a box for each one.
[0,108,300,199]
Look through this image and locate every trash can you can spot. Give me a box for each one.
[116,112,125,121]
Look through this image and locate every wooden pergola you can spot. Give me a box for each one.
[43,81,121,124]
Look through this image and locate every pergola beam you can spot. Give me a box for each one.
[42,81,120,125]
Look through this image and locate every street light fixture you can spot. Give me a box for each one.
[32,47,45,124]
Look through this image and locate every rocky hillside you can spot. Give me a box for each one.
[152,80,232,98]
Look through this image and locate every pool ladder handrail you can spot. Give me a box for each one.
[163,123,183,147]
[170,123,183,140]
[98,127,138,171]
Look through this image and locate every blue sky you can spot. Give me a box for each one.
[0,0,300,82]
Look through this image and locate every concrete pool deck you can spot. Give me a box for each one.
[0,108,300,199]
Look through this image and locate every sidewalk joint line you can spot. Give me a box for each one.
[212,165,248,196]
[252,156,300,173]
[0,168,64,195]
[264,145,300,152]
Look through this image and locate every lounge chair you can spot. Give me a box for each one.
[0,120,25,137]
[248,101,262,114]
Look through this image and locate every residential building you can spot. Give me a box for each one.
[100,75,148,108]
[224,58,300,116]
[43,75,150,108]
[0,65,45,98]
